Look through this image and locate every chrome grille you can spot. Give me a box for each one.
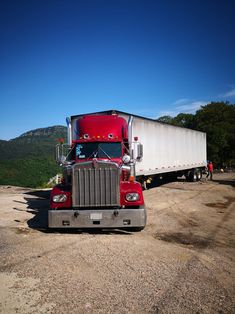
[72,161,120,207]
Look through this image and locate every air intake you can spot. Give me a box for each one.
[72,161,120,207]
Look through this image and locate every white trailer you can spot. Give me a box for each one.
[119,113,207,176]
[69,110,207,183]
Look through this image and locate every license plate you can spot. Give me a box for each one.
[90,213,102,220]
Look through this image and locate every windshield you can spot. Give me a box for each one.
[75,142,122,159]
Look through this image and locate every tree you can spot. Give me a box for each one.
[172,113,196,129]
[195,102,235,167]
[157,115,174,124]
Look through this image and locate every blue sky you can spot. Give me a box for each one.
[1,0,235,140]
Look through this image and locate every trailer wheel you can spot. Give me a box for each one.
[196,169,202,181]
[186,170,197,182]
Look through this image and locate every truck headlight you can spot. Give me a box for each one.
[52,194,67,203]
[122,154,131,164]
[125,193,140,201]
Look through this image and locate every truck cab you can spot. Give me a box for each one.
[49,112,146,230]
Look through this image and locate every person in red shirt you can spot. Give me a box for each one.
[206,161,214,180]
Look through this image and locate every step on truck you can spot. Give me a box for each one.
[49,110,207,230]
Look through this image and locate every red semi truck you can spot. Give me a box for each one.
[49,111,146,231]
[49,110,206,230]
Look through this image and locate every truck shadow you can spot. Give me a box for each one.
[24,190,132,235]
[24,190,50,231]
[212,178,235,187]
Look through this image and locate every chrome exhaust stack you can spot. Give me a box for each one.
[128,115,133,154]
[128,115,136,178]
[66,117,72,146]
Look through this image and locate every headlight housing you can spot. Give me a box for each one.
[125,193,140,202]
[52,194,67,203]
[122,154,131,164]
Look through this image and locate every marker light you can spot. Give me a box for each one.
[125,193,140,201]
[129,175,135,182]
[52,194,67,203]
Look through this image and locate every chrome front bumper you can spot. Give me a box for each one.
[48,207,146,229]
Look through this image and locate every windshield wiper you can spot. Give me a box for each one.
[99,146,111,159]
[88,149,98,159]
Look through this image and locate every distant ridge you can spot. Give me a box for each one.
[0,125,67,187]
[11,125,67,143]
[18,125,66,138]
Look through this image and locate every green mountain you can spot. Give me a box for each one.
[12,125,66,144]
[0,126,67,188]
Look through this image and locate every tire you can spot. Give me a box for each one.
[193,172,197,182]
[186,170,197,182]
[196,169,202,181]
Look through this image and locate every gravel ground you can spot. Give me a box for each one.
[0,173,234,313]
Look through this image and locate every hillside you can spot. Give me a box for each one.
[0,126,67,187]
[12,125,66,144]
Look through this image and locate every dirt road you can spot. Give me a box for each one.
[0,173,235,313]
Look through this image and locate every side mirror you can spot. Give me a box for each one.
[55,144,70,165]
[133,142,143,161]
[58,155,66,165]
